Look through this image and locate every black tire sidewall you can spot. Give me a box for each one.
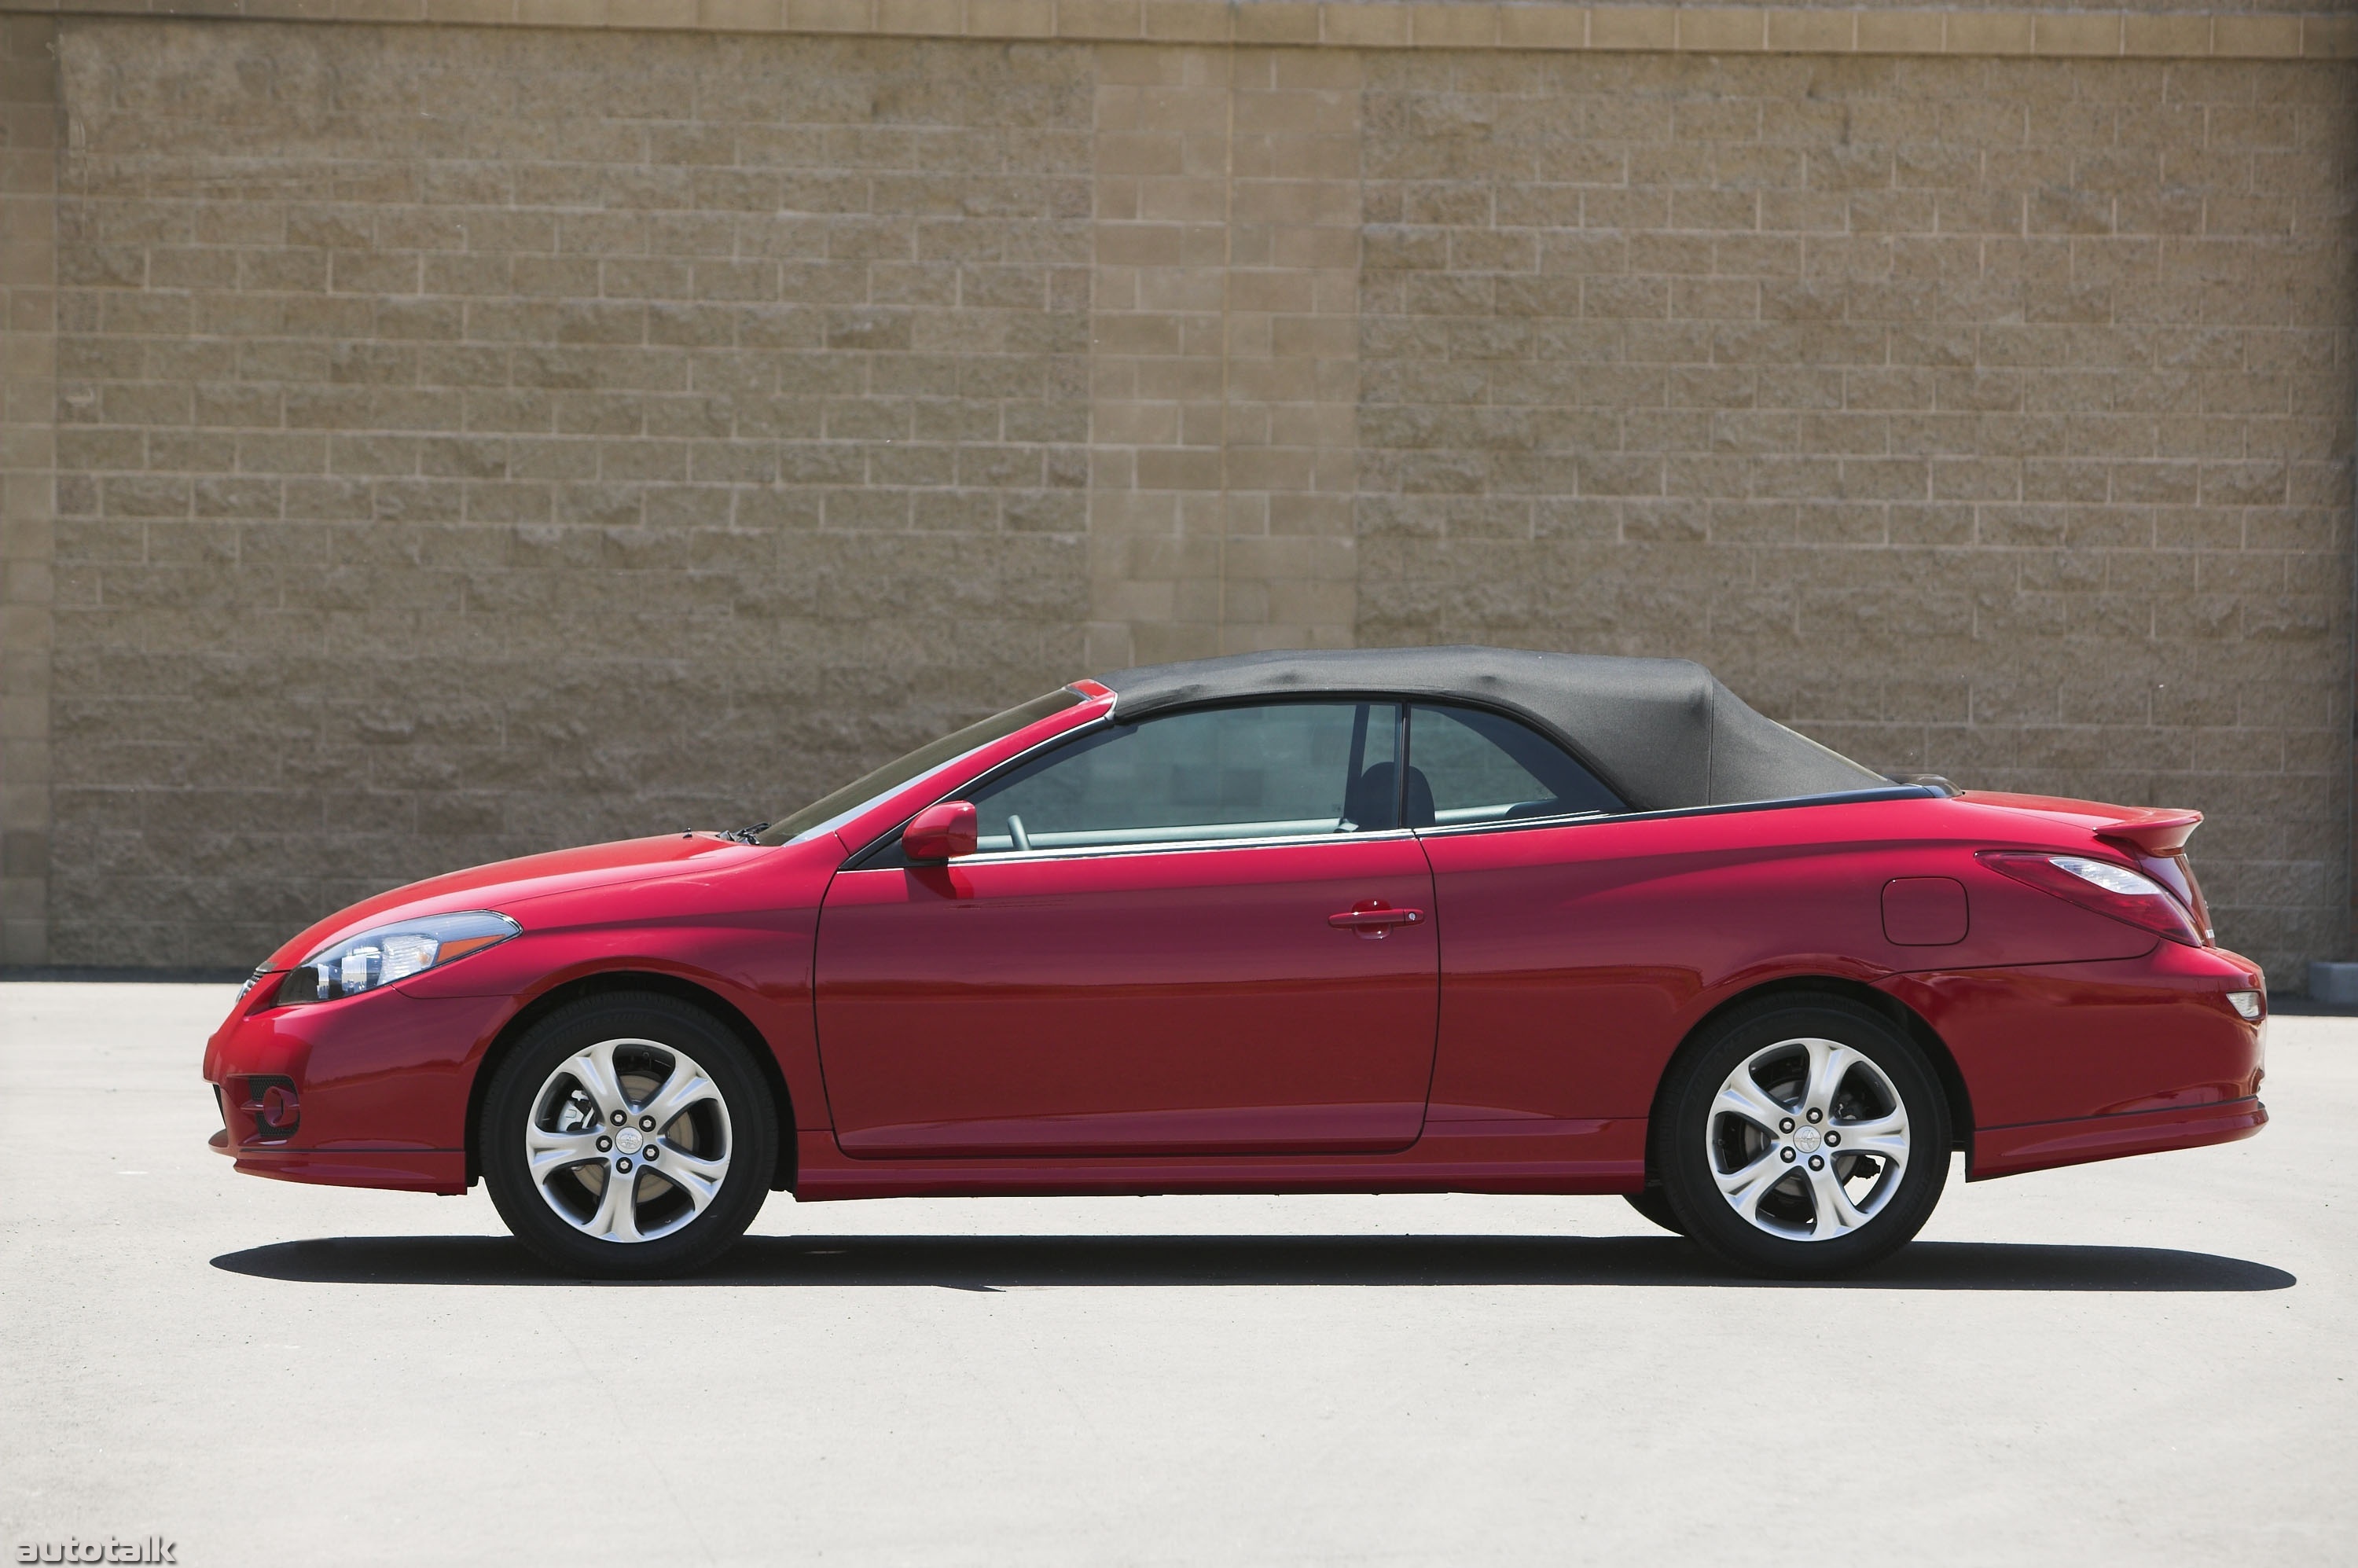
[1622,1185,1686,1236]
[1659,998,1950,1278]
[481,993,776,1278]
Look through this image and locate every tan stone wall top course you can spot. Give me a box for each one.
[1,0,2354,54]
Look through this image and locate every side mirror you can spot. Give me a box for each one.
[902,801,979,861]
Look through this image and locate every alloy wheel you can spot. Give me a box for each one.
[524,1037,734,1244]
[1706,1035,1911,1241]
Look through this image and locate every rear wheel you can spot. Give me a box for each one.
[1657,996,1950,1278]
[481,993,777,1278]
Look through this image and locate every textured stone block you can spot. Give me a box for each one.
[1855,10,1942,54]
[2213,16,2302,57]
[1589,6,1674,50]
[1321,1,1407,46]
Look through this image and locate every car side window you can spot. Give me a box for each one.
[1405,704,1625,828]
[961,701,1403,854]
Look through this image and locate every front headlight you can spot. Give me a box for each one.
[273,911,521,1004]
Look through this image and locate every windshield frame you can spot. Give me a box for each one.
[752,686,1100,848]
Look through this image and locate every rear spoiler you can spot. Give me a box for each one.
[1959,792,2204,856]
[2094,809,2202,858]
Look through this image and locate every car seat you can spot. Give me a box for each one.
[1344,762,1436,831]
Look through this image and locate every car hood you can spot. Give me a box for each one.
[257,834,768,971]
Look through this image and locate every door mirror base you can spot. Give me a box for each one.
[902,801,979,861]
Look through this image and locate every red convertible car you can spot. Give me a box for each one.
[204,648,2267,1279]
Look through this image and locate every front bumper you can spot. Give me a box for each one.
[208,1129,468,1194]
[204,982,516,1195]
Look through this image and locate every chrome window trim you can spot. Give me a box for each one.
[946,824,1423,866]
[1405,784,1942,839]
[1406,808,1617,837]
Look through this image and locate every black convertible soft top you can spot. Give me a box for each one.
[1100,646,1891,813]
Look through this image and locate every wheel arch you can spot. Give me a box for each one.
[1640,975,1974,1182]
[464,969,798,1192]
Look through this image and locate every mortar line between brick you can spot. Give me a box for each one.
[1218,41,1233,651]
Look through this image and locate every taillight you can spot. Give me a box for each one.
[2129,850,2214,944]
[1979,851,2205,946]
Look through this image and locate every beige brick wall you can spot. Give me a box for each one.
[9,13,2356,982]
[45,24,1094,962]
[1353,50,2358,972]
[1087,44,1362,667]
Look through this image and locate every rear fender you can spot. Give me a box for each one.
[1879,942,2264,1163]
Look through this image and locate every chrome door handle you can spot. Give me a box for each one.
[1328,901,1425,936]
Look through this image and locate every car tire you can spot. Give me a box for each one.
[1622,1186,1686,1236]
[1656,995,1951,1279]
[480,992,777,1279]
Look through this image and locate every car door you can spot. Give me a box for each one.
[813,700,1440,1158]
[1401,703,1662,1127]
[1406,702,1890,1128]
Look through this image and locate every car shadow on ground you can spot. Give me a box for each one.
[211,1233,2296,1291]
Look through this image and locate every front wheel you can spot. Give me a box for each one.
[481,993,777,1278]
[1656,997,1951,1279]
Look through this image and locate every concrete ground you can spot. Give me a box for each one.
[2,982,2349,1566]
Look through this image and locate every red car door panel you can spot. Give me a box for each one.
[815,836,1438,1157]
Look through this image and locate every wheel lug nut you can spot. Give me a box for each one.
[1779,1118,1795,1133]
[611,1111,626,1126]
[596,1137,612,1152]
[644,1146,659,1160]
[1806,1108,1823,1123]
[640,1115,656,1131]
[1780,1148,1797,1163]
[616,1157,633,1173]
[1825,1132,1841,1147]
[1808,1155,1824,1170]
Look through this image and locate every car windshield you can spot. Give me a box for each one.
[752,688,1087,846]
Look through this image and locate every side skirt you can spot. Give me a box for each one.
[792,1118,1647,1201]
